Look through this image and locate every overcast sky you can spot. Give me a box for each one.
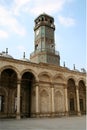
[0,0,86,71]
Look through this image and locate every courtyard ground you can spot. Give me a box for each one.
[0,116,86,130]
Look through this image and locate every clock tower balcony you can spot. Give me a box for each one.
[30,48,60,58]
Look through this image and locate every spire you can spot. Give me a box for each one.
[63,61,65,67]
[23,52,25,59]
[73,64,75,70]
[6,48,8,54]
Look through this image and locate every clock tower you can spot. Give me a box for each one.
[30,13,60,66]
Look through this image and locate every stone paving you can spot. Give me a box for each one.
[0,116,86,130]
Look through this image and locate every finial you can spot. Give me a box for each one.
[23,52,25,59]
[73,64,75,70]
[63,61,65,67]
[6,48,8,54]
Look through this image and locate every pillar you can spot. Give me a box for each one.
[51,85,55,116]
[64,86,69,116]
[76,87,81,116]
[35,83,39,116]
[16,80,21,119]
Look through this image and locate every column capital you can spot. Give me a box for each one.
[63,84,67,89]
[76,85,79,90]
[50,83,54,88]
[33,81,39,87]
[17,79,21,84]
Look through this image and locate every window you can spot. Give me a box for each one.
[35,44,38,50]
[0,95,4,112]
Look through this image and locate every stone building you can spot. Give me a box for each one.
[0,13,86,119]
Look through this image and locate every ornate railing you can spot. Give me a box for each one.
[30,48,60,57]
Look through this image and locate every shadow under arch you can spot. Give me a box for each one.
[0,67,18,118]
[20,70,37,118]
[0,65,20,79]
[67,78,77,115]
[78,80,86,114]
[20,69,38,82]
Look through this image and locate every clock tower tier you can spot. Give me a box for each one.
[30,13,60,66]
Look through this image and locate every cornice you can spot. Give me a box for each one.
[0,57,86,76]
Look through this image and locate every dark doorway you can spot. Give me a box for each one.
[80,99,84,111]
[21,72,35,117]
[70,98,74,111]
[0,68,17,117]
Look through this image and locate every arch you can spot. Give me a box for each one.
[39,71,52,82]
[53,74,66,83]
[20,69,38,81]
[77,78,86,86]
[66,76,76,86]
[1,68,17,88]
[0,65,20,79]
[67,78,76,90]
[79,80,86,91]
[40,89,49,97]
[40,89,49,113]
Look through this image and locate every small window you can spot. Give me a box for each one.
[38,19,40,22]
[42,17,44,21]
[50,20,52,23]
[35,44,38,50]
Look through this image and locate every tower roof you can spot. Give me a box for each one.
[34,13,54,22]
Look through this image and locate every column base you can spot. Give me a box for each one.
[16,113,21,120]
[77,111,81,116]
[65,111,69,116]
[35,112,40,118]
[51,112,55,117]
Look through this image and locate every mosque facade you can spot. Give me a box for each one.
[0,14,86,119]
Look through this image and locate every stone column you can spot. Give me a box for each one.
[76,87,81,116]
[51,84,55,116]
[64,86,68,116]
[35,83,39,117]
[16,80,21,119]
